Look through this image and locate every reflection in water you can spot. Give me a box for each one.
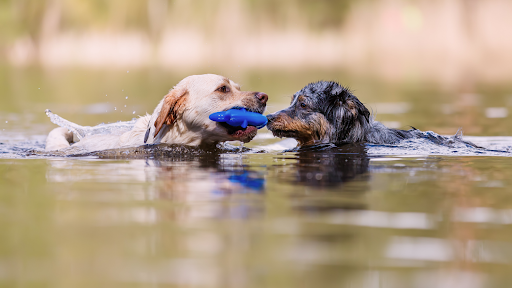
[151,155,266,219]
[47,150,267,221]
[224,171,265,192]
[4,147,512,288]
[291,144,369,187]
[3,64,512,287]
[271,144,370,214]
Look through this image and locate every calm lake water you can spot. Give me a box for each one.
[1,67,512,287]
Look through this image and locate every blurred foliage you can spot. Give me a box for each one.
[246,0,352,30]
[0,0,355,44]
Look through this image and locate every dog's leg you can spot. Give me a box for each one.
[45,127,74,151]
[45,109,86,140]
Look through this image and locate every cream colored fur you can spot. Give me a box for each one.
[45,74,266,152]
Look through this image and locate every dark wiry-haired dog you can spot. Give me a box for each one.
[266,81,474,147]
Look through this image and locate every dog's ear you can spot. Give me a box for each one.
[154,88,187,137]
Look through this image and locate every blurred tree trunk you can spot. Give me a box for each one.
[148,0,168,41]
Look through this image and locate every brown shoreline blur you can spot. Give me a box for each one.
[1,0,511,87]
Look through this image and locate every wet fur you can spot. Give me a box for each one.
[45,74,267,152]
[267,81,456,146]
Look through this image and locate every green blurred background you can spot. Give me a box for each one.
[1,2,512,288]
[0,0,511,136]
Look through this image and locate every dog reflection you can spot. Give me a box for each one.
[275,144,370,214]
[151,158,265,220]
[287,144,369,187]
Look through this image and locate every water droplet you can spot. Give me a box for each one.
[125,96,128,99]
[106,94,107,96]
[127,71,129,73]
[122,90,124,92]
[114,107,117,110]
[132,111,136,114]
[5,121,7,123]
[124,105,126,107]
[38,88,40,89]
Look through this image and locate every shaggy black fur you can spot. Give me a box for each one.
[266,81,448,146]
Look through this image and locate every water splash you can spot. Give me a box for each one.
[366,130,511,156]
[256,131,512,157]
[45,109,137,140]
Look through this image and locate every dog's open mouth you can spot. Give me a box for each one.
[221,123,258,137]
[219,106,263,139]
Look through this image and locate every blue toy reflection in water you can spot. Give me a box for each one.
[212,171,265,196]
[228,171,265,191]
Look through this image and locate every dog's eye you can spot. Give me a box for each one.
[217,86,230,93]
[300,103,307,108]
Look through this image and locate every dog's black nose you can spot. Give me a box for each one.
[266,113,276,122]
[255,92,268,104]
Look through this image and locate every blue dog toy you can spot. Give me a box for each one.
[209,108,268,129]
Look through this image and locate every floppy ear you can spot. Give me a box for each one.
[154,88,187,137]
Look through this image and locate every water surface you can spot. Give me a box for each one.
[1,67,512,287]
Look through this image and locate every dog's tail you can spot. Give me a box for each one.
[45,109,87,140]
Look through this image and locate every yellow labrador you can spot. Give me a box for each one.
[45,74,268,151]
